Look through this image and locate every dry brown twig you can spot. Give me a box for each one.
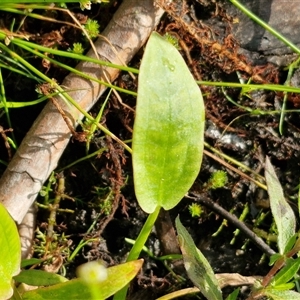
[0,126,13,161]
[0,0,166,225]
[156,273,262,299]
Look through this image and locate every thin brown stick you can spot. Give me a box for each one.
[0,126,13,161]
[188,192,276,256]
[204,149,266,190]
[0,0,165,224]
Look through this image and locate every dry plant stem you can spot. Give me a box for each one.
[47,175,65,241]
[0,0,165,224]
[189,193,276,256]
[157,273,262,299]
[0,126,13,161]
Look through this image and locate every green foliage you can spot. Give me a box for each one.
[163,33,180,50]
[92,186,114,215]
[132,32,205,213]
[2,2,300,299]
[0,1,108,7]
[0,0,82,2]
[115,31,205,300]
[262,289,300,300]
[14,270,68,286]
[0,203,21,299]
[0,196,141,300]
[170,157,300,300]
[83,19,100,38]
[208,170,228,189]
[175,216,222,300]
[265,156,296,254]
[270,257,300,287]
[188,203,203,218]
[19,260,143,300]
[69,42,84,54]
[80,0,109,10]
[225,288,240,300]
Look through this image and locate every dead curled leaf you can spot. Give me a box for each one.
[156,273,262,300]
[215,273,262,289]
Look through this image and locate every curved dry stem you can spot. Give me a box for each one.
[0,0,165,224]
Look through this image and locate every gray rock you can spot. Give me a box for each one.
[225,0,300,55]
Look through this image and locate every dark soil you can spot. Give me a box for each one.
[2,1,300,299]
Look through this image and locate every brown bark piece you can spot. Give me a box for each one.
[0,0,165,224]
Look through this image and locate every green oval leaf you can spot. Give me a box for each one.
[14,269,68,286]
[132,32,205,213]
[265,156,296,254]
[21,259,143,300]
[0,203,21,299]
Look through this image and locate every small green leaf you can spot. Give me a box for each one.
[175,217,222,300]
[225,288,240,300]
[269,253,283,266]
[132,32,205,213]
[283,234,298,254]
[263,289,300,300]
[271,283,295,290]
[265,156,296,254]
[21,258,45,268]
[270,257,300,286]
[14,270,68,286]
[0,203,21,299]
[21,259,143,300]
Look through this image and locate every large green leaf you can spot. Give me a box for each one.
[175,217,222,300]
[132,32,205,213]
[14,269,68,286]
[21,259,143,300]
[0,203,21,299]
[265,156,296,254]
